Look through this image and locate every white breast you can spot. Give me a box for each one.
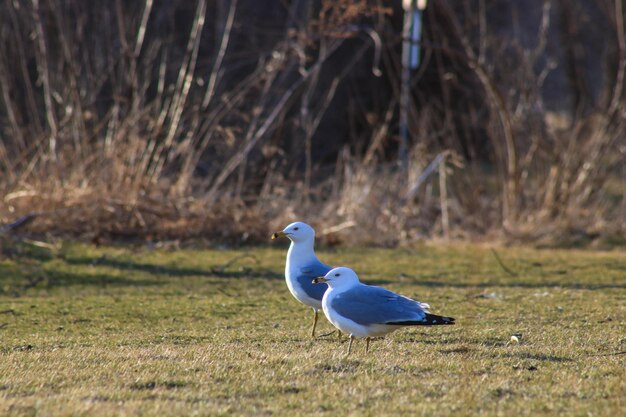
[285,251,322,310]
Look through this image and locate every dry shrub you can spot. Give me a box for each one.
[0,0,624,246]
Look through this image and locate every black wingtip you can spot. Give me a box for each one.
[425,313,455,325]
[388,313,456,326]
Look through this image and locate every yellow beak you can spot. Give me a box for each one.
[271,231,287,240]
[312,276,328,284]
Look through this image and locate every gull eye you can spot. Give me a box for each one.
[334,273,340,277]
[294,227,299,231]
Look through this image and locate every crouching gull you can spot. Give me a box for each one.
[272,222,332,337]
[313,267,455,354]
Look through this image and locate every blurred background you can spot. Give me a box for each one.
[0,0,624,246]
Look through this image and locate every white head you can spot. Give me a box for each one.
[314,267,360,289]
[271,221,316,244]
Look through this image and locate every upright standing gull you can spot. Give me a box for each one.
[272,222,332,337]
[314,267,455,354]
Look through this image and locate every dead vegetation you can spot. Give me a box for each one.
[0,0,624,246]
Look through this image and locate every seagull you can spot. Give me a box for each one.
[272,222,332,337]
[313,267,455,354]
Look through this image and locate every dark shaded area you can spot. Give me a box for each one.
[509,352,573,362]
[413,279,626,291]
[129,380,189,391]
[0,0,623,244]
[0,239,282,294]
[0,265,164,295]
[60,255,281,281]
[45,270,165,288]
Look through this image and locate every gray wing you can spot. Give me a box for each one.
[331,284,427,325]
[295,260,331,301]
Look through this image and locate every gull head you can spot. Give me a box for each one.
[271,221,315,243]
[313,267,360,289]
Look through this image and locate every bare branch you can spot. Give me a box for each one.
[31,0,58,160]
[202,0,238,110]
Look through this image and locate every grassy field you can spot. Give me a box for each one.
[0,242,624,416]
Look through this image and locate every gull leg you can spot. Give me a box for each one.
[346,335,355,356]
[365,337,370,354]
[313,309,337,338]
[311,309,319,338]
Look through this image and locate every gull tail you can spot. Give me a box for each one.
[388,313,455,326]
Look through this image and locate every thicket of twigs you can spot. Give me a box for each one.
[0,0,624,246]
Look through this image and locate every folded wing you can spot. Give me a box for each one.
[331,285,428,325]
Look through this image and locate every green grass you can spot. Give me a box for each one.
[0,243,624,416]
